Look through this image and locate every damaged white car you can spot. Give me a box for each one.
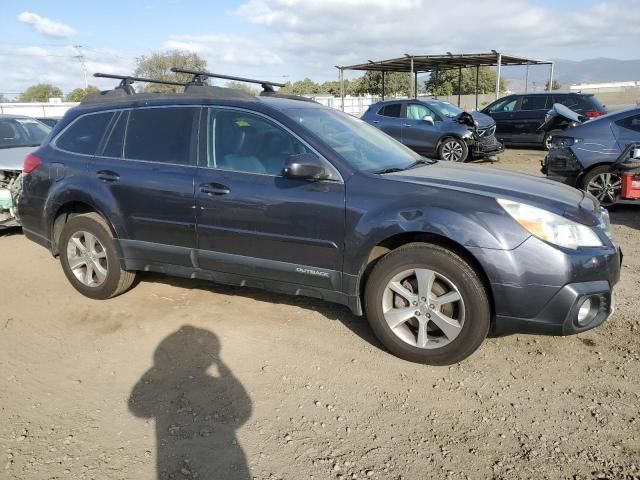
[0,115,51,229]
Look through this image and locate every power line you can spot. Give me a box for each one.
[74,45,89,88]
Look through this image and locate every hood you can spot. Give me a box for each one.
[538,103,584,133]
[387,162,598,224]
[0,146,33,171]
[456,111,496,130]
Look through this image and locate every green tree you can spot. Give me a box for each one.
[424,67,508,96]
[278,78,320,96]
[353,71,412,96]
[134,50,207,93]
[19,83,63,102]
[66,85,100,102]
[545,79,561,91]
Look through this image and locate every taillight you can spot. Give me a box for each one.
[585,110,604,118]
[23,153,42,174]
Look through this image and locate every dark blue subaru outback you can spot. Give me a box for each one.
[17,70,621,365]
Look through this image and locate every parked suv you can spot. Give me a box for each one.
[482,92,606,149]
[362,99,503,162]
[18,74,621,365]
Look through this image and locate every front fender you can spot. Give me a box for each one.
[344,174,530,276]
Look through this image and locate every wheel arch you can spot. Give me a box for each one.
[356,231,496,327]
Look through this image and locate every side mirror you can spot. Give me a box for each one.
[633,147,640,160]
[282,153,330,180]
[422,115,435,126]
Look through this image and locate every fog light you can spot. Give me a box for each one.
[577,298,592,326]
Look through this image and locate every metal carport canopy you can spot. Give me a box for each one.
[338,52,554,110]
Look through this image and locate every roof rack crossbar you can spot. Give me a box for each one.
[94,72,188,88]
[170,68,286,92]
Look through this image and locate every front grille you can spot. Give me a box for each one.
[477,125,496,138]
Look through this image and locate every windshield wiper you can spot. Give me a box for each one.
[373,167,406,174]
[405,158,437,169]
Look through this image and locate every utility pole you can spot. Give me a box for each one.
[74,45,88,89]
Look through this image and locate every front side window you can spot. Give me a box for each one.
[283,106,422,173]
[405,103,433,120]
[488,97,518,113]
[56,113,112,155]
[124,107,197,164]
[211,109,311,175]
[520,96,549,111]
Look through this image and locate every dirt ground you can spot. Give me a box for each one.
[1,149,639,480]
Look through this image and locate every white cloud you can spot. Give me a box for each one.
[17,12,76,39]
[163,33,283,69]
[0,45,134,98]
[235,0,640,80]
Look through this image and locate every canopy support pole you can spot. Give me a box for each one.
[548,62,555,91]
[339,67,344,111]
[414,71,418,98]
[475,65,480,111]
[525,64,529,93]
[457,67,462,107]
[409,56,414,98]
[495,52,502,100]
[381,71,385,100]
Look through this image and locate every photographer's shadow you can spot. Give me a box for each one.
[129,325,251,479]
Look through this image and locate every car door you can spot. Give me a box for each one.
[194,107,345,291]
[612,112,640,151]
[88,107,198,267]
[514,95,551,144]
[401,103,439,154]
[483,96,520,144]
[370,103,403,141]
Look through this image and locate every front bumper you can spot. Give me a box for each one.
[469,235,621,337]
[470,135,504,158]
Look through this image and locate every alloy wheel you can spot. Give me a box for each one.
[66,230,109,287]
[442,140,464,161]
[586,172,622,205]
[382,268,465,349]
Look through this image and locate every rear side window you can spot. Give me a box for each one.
[553,95,581,111]
[379,104,402,118]
[520,96,549,111]
[615,114,640,133]
[124,107,197,164]
[56,112,113,155]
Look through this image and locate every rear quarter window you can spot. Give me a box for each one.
[55,112,113,155]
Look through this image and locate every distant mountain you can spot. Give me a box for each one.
[504,58,640,92]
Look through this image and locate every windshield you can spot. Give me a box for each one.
[429,101,463,119]
[282,107,423,172]
[0,117,51,149]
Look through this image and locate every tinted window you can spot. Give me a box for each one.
[405,103,434,120]
[125,107,197,164]
[487,97,518,113]
[212,110,311,175]
[0,117,50,148]
[521,95,549,110]
[56,113,112,155]
[615,114,640,133]
[379,104,402,118]
[101,111,127,158]
[553,94,581,111]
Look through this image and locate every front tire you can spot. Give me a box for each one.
[59,212,135,299]
[438,137,469,162]
[364,243,490,365]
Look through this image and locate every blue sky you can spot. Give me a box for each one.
[1,0,639,96]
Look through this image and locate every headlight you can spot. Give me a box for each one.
[552,136,583,148]
[498,199,603,249]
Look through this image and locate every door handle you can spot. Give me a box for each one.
[200,183,230,195]
[403,124,412,127]
[371,120,380,124]
[96,170,120,182]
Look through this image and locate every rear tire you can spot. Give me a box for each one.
[59,212,135,299]
[438,137,468,162]
[364,243,490,365]
[581,165,621,207]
